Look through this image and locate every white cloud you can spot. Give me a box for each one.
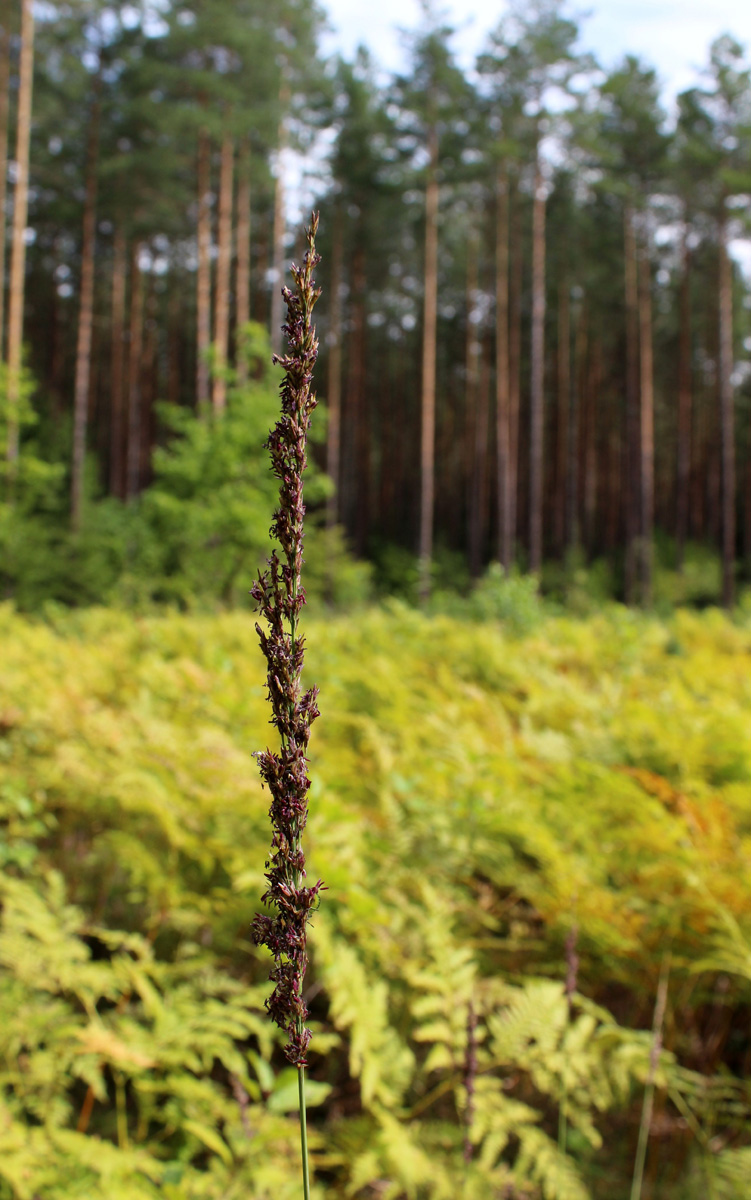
[321,0,751,98]
[287,0,750,220]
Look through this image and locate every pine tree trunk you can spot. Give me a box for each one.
[212,130,233,413]
[469,334,490,578]
[270,106,287,355]
[196,128,212,408]
[126,243,143,503]
[676,219,692,571]
[556,273,570,556]
[623,203,640,603]
[528,153,546,575]
[235,137,251,383]
[167,280,180,405]
[5,0,34,477]
[71,69,102,530]
[744,435,751,569]
[49,243,64,419]
[253,218,268,325]
[637,220,655,606]
[605,415,621,554]
[269,169,285,354]
[508,174,522,561]
[418,122,439,602]
[355,341,370,555]
[0,9,12,361]
[495,162,511,572]
[690,381,705,543]
[344,242,367,552]
[568,301,586,553]
[584,336,600,553]
[465,229,481,576]
[140,277,158,488]
[109,227,127,498]
[326,213,343,529]
[718,207,735,608]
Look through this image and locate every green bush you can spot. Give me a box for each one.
[0,328,370,613]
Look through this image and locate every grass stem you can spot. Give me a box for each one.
[299,1064,311,1200]
[630,953,670,1200]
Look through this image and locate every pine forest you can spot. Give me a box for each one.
[0,0,749,606]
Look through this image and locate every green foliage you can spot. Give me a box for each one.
[3,603,751,1195]
[429,564,543,634]
[467,563,544,633]
[0,329,371,612]
[126,348,286,607]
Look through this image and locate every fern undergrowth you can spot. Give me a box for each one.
[2,602,751,1196]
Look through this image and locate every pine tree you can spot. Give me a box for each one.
[0,1,11,362]
[5,0,34,481]
[395,9,471,600]
[596,57,669,603]
[71,57,103,529]
[480,0,585,576]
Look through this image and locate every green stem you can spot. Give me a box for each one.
[557,1090,567,1196]
[630,953,670,1200]
[114,1070,129,1150]
[557,1000,569,1197]
[630,1078,655,1200]
[298,1063,311,1200]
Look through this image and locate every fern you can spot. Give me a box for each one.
[3,604,751,1194]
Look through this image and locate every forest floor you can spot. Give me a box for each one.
[1,601,751,1198]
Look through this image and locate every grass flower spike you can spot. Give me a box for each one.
[251,214,323,1074]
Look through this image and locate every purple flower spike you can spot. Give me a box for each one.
[251,215,323,1068]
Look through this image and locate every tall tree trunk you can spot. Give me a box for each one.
[637,219,655,606]
[465,229,481,575]
[556,273,570,556]
[71,69,102,530]
[676,219,692,571]
[109,227,127,498]
[690,383,704,543]
[605,410,621,554]
[528,152,546,575]
[418,122,439,602]
[355,346,371,555]
[623,203,640,604]
[584,336,600,552]
[140,277,158,489]
[326,213,343,529]
[343,241,367,552]
[167,279,180,405]
[5,0,34,478]
[269,165,285,354]
[49,241,64,419]
[469,334,490,578]
[744,433,751,569]
[270,100,288,355]
[235,137,251,383]
[212,130,233,413]
[196,128,211,408]
[495,162,511,572]
[718,206,735,608]
[508,173,522,560]
[0,8,12,361]
[567,301,586,553]
[126,243,143,503]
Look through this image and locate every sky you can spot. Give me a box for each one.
[290,0,751,276]
[320,0,751,103]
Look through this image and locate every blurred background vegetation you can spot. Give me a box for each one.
[0,0,749,611]
[2,0,751,1196]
